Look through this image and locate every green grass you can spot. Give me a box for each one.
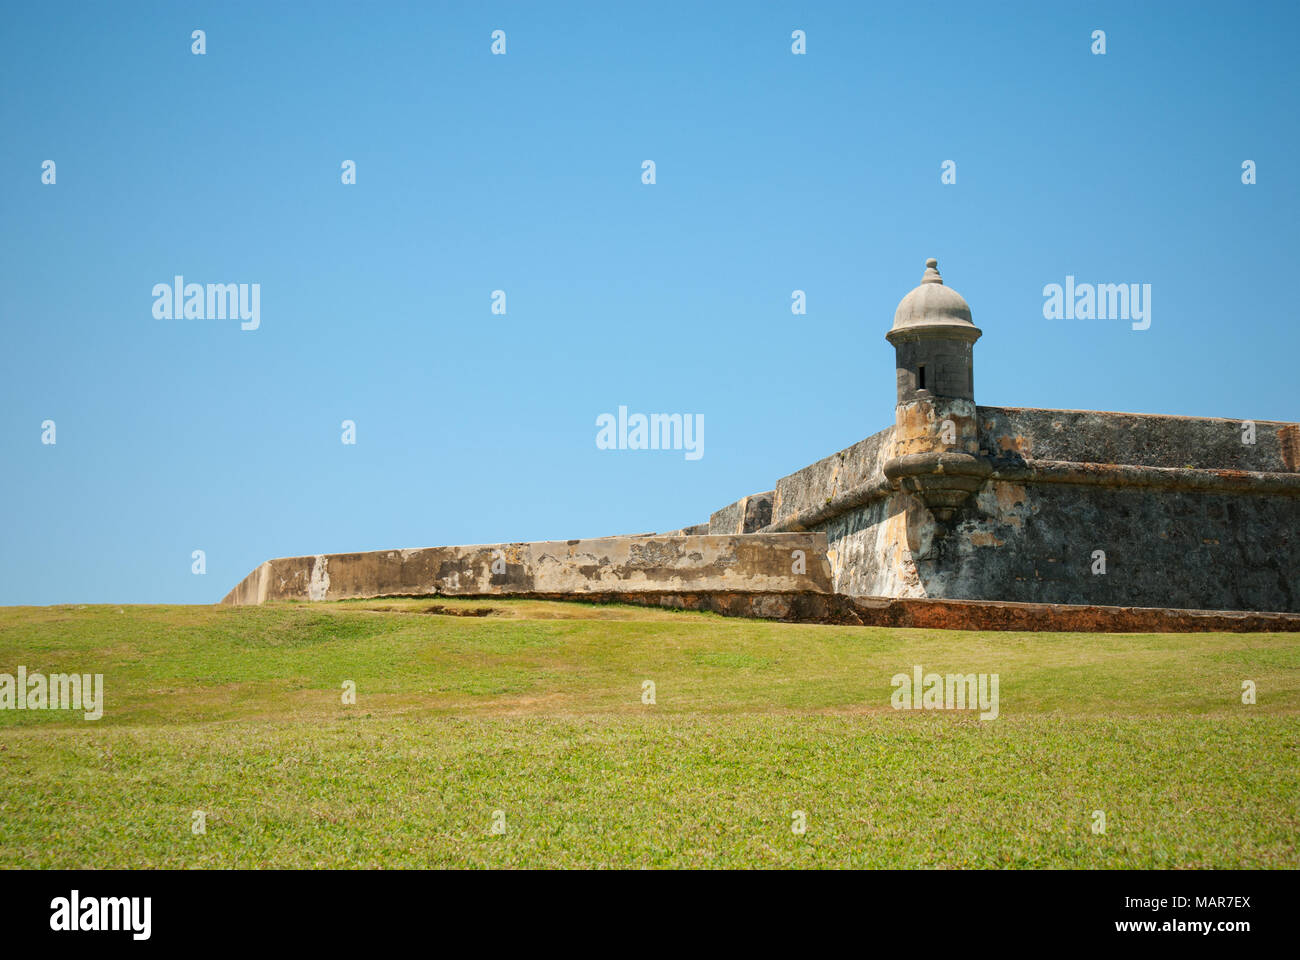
[0,598,1296,868]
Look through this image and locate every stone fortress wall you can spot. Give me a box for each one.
[748,408,1299,612]
[224,533,830,605]
[226,258,1300,625]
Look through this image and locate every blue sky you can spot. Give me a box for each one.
[2,1,1297,604]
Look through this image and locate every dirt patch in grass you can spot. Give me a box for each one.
[424,605,495,617]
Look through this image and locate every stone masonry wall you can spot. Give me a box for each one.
[223,533,831,605]
[980,407,1298,472]
[708,491,774,535]
[769,427,894,529]
[819,481,1299,611]
[774,406,1299,612]
[225,407,1297,616]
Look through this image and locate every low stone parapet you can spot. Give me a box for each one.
[222,533,831,605]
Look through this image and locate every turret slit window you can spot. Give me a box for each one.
[917,364,926,390]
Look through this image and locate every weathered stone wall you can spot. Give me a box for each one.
[223,533,830,605]
[769,427,894,530]
[778,406,1300,613]
[814,492,912,598]
[659,523,709,537]
[708,491,774,535]
[819,480,1299,611]
[225,404,1297,618]
[980,407,1298,471]
[893,337,975,402]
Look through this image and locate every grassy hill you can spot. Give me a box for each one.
[1,598,1296,868]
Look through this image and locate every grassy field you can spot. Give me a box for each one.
[0,598,1296,868]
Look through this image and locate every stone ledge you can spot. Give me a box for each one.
[764,456,1300,533]
[764,476,893,533]
[990,459,1300,496]
[222,533,832,605]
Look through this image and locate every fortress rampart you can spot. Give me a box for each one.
[223,533,830,606]
[758,408,1299,611]
[226,258,1299,627]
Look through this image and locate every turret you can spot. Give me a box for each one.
[886,257,981,403]
[883,258,991,524]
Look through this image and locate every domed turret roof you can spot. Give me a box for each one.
[887,258,981,343]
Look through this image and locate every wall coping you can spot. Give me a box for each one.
[764,458,1300,532]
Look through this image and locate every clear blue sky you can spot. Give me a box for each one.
[2,1,1296,604]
